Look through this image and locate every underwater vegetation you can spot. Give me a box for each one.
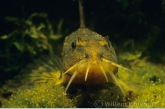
[0,0,165,108]
[0,12,64,86]
[118,52,165,108]
[2,84,76,108]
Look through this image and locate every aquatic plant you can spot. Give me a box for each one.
[0,13,63,86]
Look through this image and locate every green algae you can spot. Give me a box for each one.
[118,52,165,108]
[2,82,131,108]
[129,84,165,108]
[2,84,76,108]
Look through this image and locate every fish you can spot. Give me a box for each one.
[61,0,132,95]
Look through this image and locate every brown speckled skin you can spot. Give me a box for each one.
[61,27,118,84]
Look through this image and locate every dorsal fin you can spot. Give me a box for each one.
[78,0,85,28]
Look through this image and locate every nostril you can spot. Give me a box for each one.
[85,53,89,58]
[99,53,104,58]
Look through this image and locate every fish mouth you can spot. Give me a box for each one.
[63,58,132,95]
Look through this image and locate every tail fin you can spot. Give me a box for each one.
[78,0,85,28]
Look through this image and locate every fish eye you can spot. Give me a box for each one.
[71,41,76,49]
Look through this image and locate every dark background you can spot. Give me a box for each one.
[0,0,164,86]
